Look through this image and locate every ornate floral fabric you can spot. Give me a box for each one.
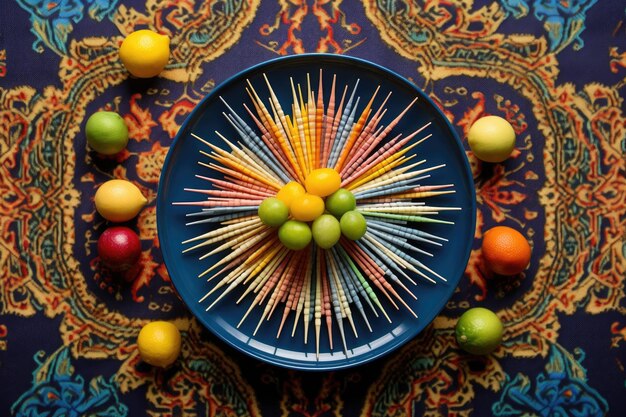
[1,1,625,416]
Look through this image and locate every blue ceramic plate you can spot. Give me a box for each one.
[157,54,476,370]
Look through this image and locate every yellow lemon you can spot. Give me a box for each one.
[290,193,325,222]
[137,321,181,367]
[304,168,341,197]
[467,116,516,163]
[95,179,147,222]
[276,181,306,208]
[119,30,170,78]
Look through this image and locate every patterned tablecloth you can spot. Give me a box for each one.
[1,1,625,416]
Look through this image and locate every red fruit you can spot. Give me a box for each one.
[97,227,141,271]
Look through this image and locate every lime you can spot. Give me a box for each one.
[468,116,516,163]
[119,30,170,78]
[455,307,503,355]
[312,214,341,249]
[325,188,356,217]
[340,210,367,240]
[258,197,289,227]
[278,220,312,250]
[137,321,181,367]
[85,111,129,155]
[95,179,147,222]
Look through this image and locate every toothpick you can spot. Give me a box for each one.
[334,85,379,172]
[321,74,337,167]
[314,249,322,358]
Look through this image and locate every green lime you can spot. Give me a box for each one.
[325,188,356,217]
[312,214,341,249]
[258,197,289,227]
[278,220,311,250]
[340,210,367,240]
[85,111,129,155]
[455,307,503,355]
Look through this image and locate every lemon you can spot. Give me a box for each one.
[95,179,147,222]
[455,307,503,355]
[467,116,516,163]
[137,321,181,367]
[276,181,306,208]
[304,168,341,197]
[119,30,170,78]
[289,193,325,222]
[85,111,129,155]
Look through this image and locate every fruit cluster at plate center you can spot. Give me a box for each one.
[257,168,367,250]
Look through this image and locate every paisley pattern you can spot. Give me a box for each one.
[16,0,120,55]
[492,345,609,417]
[256,0,365,54]
[1,0,625,416]
[11,348,128,417]
[500,0,598,52]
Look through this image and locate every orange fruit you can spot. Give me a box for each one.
[481,226,531,275]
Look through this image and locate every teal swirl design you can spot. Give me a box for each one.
[493,345,609,417]
[16,0,120,55]
[500,0,599,52]
[11,348,128,417]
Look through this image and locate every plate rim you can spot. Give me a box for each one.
[156,53,477,371]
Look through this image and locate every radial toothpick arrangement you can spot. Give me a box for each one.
[175,70,460,358]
